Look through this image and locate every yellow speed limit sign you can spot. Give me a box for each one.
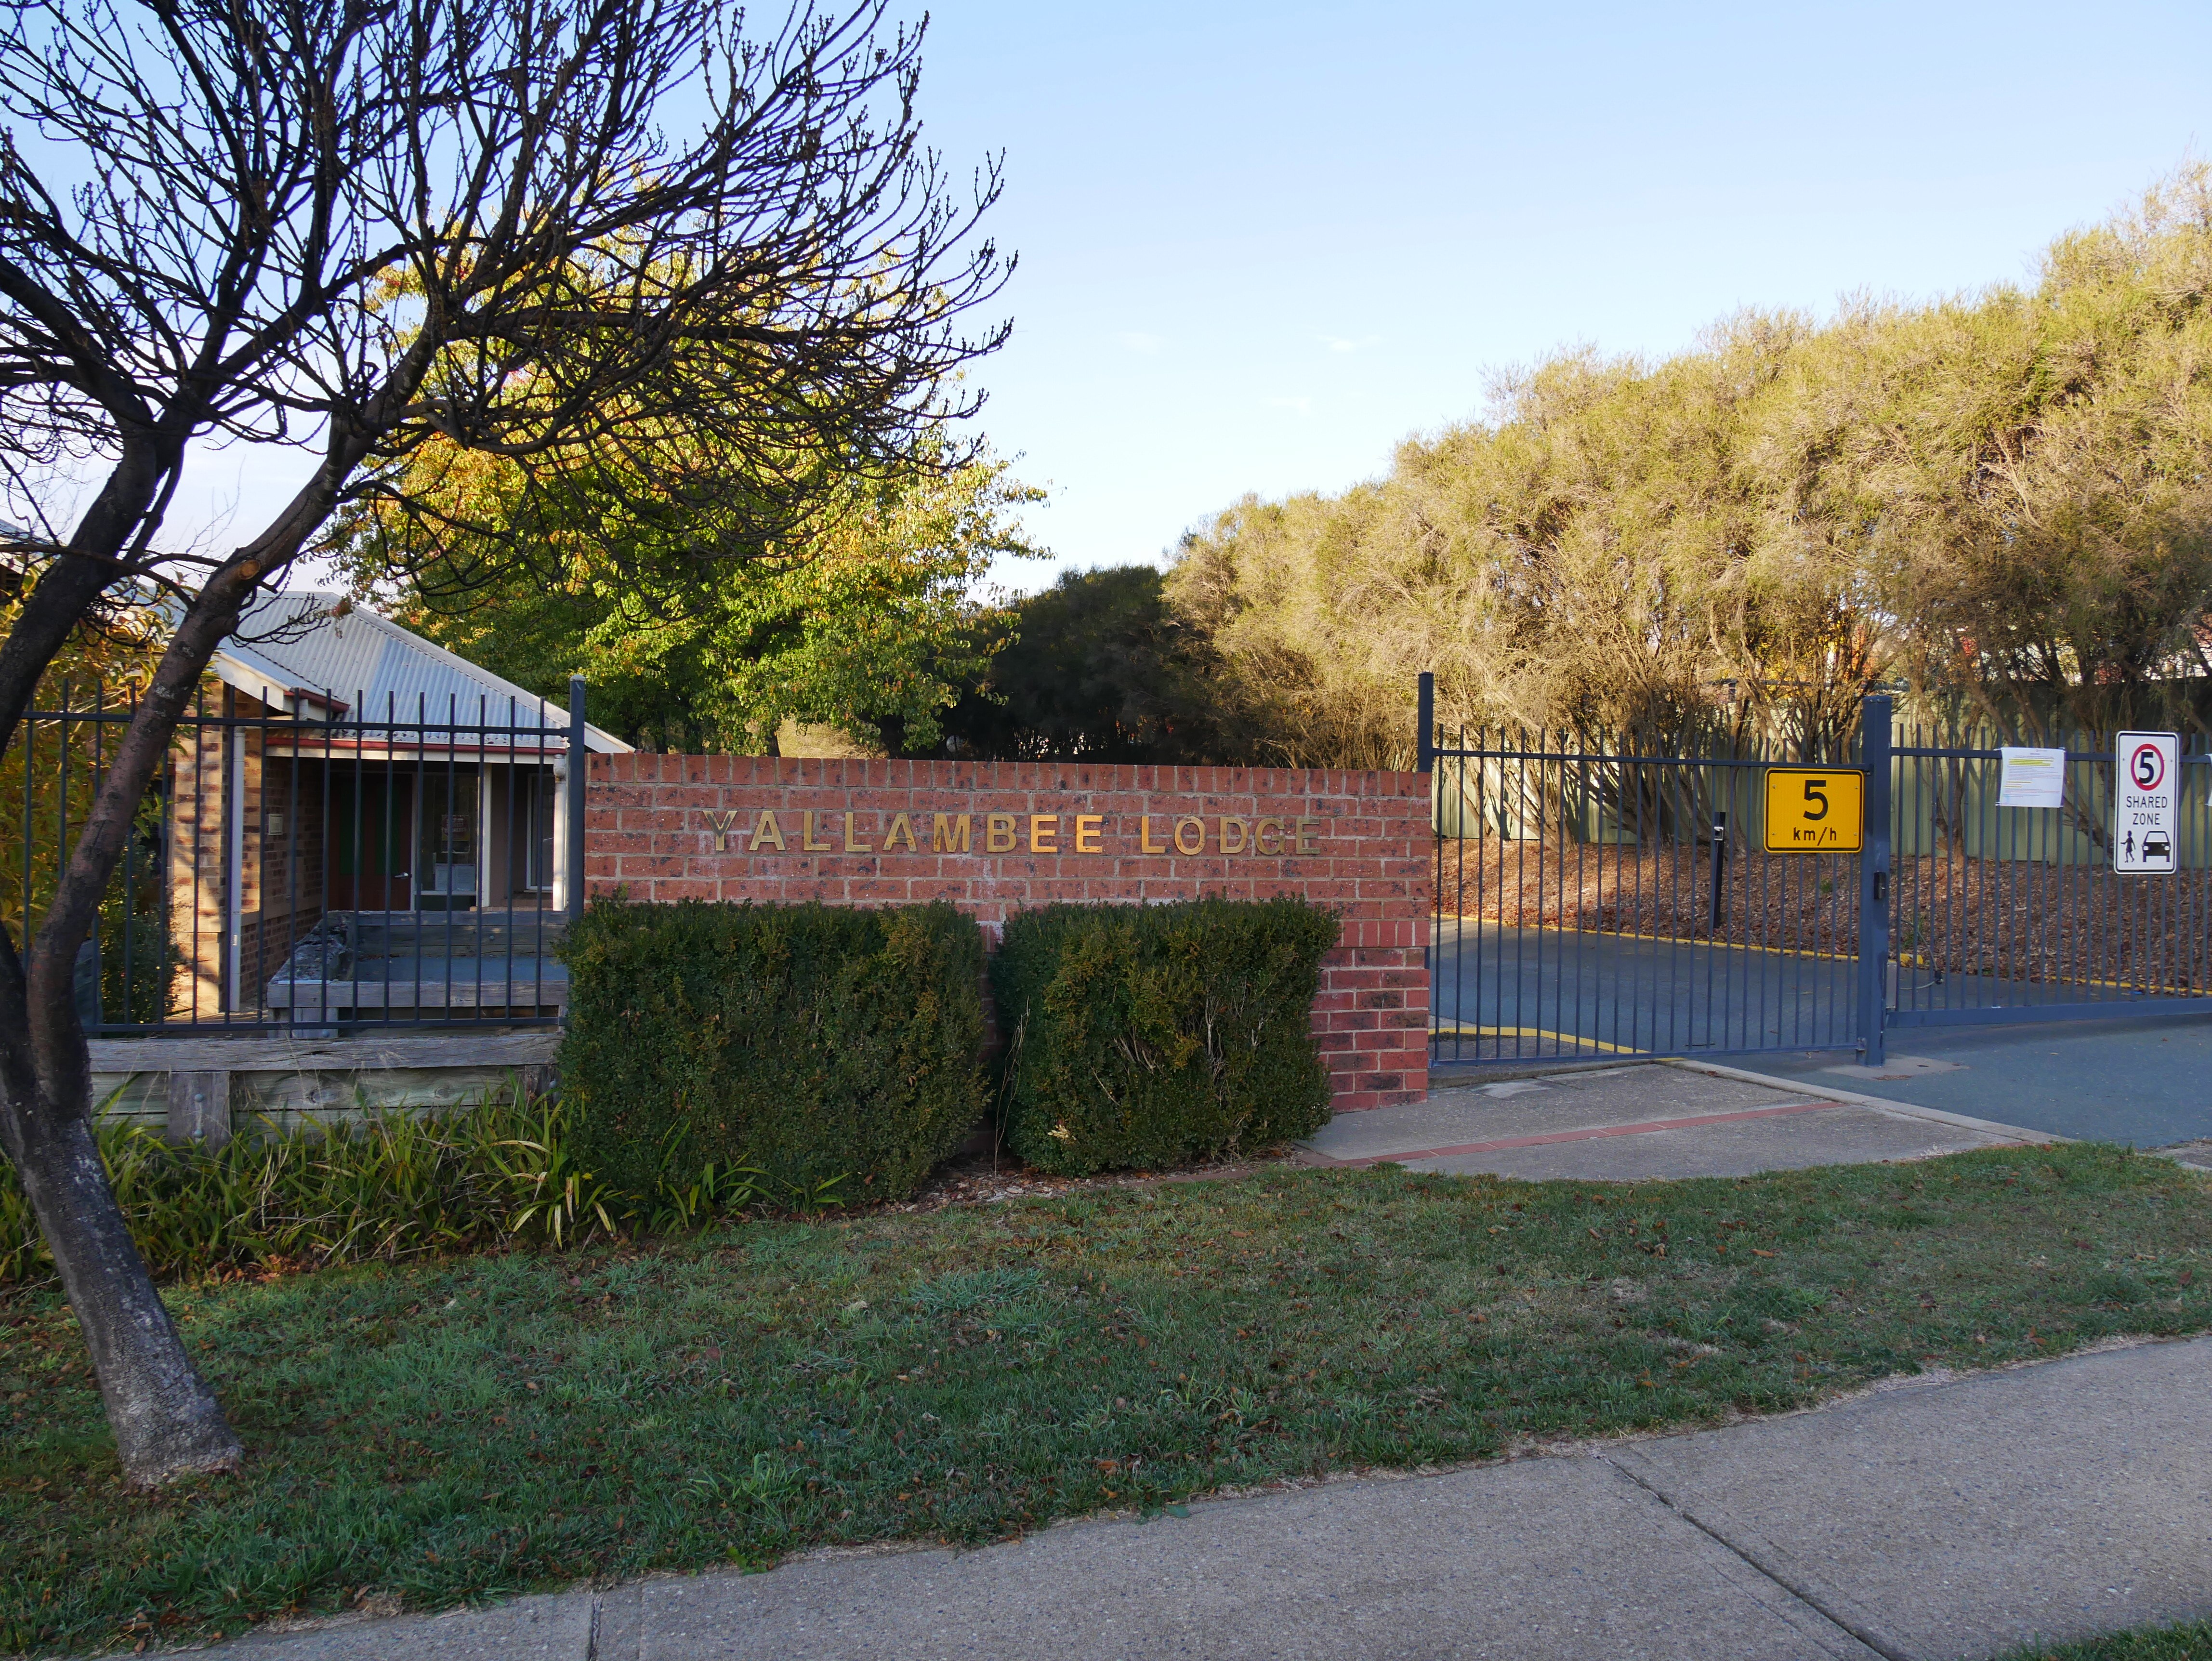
[1763,767,1864,852]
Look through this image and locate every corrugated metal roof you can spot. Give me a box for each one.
[211,590,630,752]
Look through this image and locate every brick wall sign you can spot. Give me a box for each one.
[587,757,1431,1111]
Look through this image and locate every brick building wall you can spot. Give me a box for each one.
[587,756,1431,1111]
[237,751,326,1002]
[166,701,234,1019]
[166,692,327,1017]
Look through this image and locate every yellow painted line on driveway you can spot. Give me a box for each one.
[1429,1024,1648,1055]
[1431,919,1850,965]
[1433,920,2175,995]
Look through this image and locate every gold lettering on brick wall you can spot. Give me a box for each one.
[692,804,1334,860]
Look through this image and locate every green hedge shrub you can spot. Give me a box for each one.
[993,897,1339,1175]
[560,899,988,1202]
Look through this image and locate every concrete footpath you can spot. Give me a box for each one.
[217,1335,2212,1661]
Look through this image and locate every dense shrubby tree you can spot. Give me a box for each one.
[1174,171,2212,760]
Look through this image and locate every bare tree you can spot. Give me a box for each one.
[0,0,1005,1486]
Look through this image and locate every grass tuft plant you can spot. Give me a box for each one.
[0,1084,819,1288]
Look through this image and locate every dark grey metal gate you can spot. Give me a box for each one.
[1884,722,2212,1052]
[1422,677,2212,1068]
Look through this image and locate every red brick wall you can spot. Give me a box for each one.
[586,757,1431,1111]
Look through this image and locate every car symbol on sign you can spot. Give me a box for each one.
[2143,831,2172,862]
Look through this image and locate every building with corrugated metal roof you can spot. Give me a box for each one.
[210,590,629,750]
[167,591,630,1023]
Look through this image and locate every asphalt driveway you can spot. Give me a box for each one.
[1432,924,2212,1149]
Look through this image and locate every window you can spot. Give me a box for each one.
[417,767,480,909]
[524,768,557,892]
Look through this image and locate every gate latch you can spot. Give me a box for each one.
[1871,871,1887,903]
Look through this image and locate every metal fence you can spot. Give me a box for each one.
[1886,725,2212,1037]
[8,678,585,1036]
[1423,680,2212,1068]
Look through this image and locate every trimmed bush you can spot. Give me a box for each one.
[559,899,987,1202]
[993,897,1339,1175]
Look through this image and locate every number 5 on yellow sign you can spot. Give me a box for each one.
[1761,767,1865,853]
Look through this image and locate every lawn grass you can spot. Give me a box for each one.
[2007,1623,2212,1659]
[3,1142,2209,1654]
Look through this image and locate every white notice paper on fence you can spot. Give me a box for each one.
[1997,747,2066,808]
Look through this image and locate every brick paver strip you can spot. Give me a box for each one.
[1311,1100,1842,1167]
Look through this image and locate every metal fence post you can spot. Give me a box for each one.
[1857,693,1893,1065]
[1416,671,1438,1055]
[1708,810,1728,929]
[1416,672,1435,775]
[567,677,588,923]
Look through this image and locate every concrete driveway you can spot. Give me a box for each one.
[1750,1014,2212,1149]
[1301,1061,2041,1182]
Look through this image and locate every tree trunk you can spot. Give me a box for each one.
[0,437,387,1485]
[0,1092,239,1485]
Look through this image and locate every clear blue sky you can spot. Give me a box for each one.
[176,0,2212,593]
[912,0,2212,591]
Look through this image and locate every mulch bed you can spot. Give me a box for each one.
[1441,841,2212,994]
[881,1147,1300,1214]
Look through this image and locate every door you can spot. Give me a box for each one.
[331,773,413,910]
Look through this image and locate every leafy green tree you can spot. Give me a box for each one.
[913,565,1253,763]
[351,437,1042,753]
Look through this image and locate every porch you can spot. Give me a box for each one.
[263,910,570,1024]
